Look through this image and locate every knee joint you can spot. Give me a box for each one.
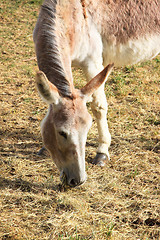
[91,105,107,119]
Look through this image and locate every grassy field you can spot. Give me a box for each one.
[0,1,160,239]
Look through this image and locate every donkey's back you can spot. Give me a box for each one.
[93,0,160,66]
[71,0,160,67]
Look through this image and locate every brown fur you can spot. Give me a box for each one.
[80,0,88,19]
[85,0,160,43]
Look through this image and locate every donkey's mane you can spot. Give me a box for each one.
[36,0,72,98]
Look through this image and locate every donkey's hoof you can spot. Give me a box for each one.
[37,146,46,155]
[92,153,107,166]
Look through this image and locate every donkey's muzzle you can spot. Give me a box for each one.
[60,171,86,187]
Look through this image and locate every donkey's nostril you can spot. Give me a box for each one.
[69,178,78,187]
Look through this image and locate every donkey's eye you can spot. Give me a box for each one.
[59,131,67,139]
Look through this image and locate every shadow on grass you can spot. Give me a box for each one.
[0,126,47,159]
[0,127,41,142]
[0,176,59,193]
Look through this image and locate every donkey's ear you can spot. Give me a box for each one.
[81,63,114,98]
[36,71,60,105]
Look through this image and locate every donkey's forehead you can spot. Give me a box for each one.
[53,96,90,127]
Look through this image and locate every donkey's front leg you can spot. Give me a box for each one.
[91,84,111,166]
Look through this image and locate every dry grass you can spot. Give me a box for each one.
[0,1,160,239]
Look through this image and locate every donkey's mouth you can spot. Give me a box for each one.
[60,171,86,188]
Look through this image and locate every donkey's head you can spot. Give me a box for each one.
[36,64,113,187]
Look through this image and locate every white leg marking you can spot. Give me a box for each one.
[91,84,111,159]
[82,59,111,159]
[74,20,112,159]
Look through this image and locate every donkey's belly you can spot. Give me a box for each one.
[103,34,160,67]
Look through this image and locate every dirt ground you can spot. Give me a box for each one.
[0,1,160,239]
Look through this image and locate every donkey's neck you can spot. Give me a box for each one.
[34,1,74,97]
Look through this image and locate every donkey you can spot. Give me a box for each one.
[33,0,160,187]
